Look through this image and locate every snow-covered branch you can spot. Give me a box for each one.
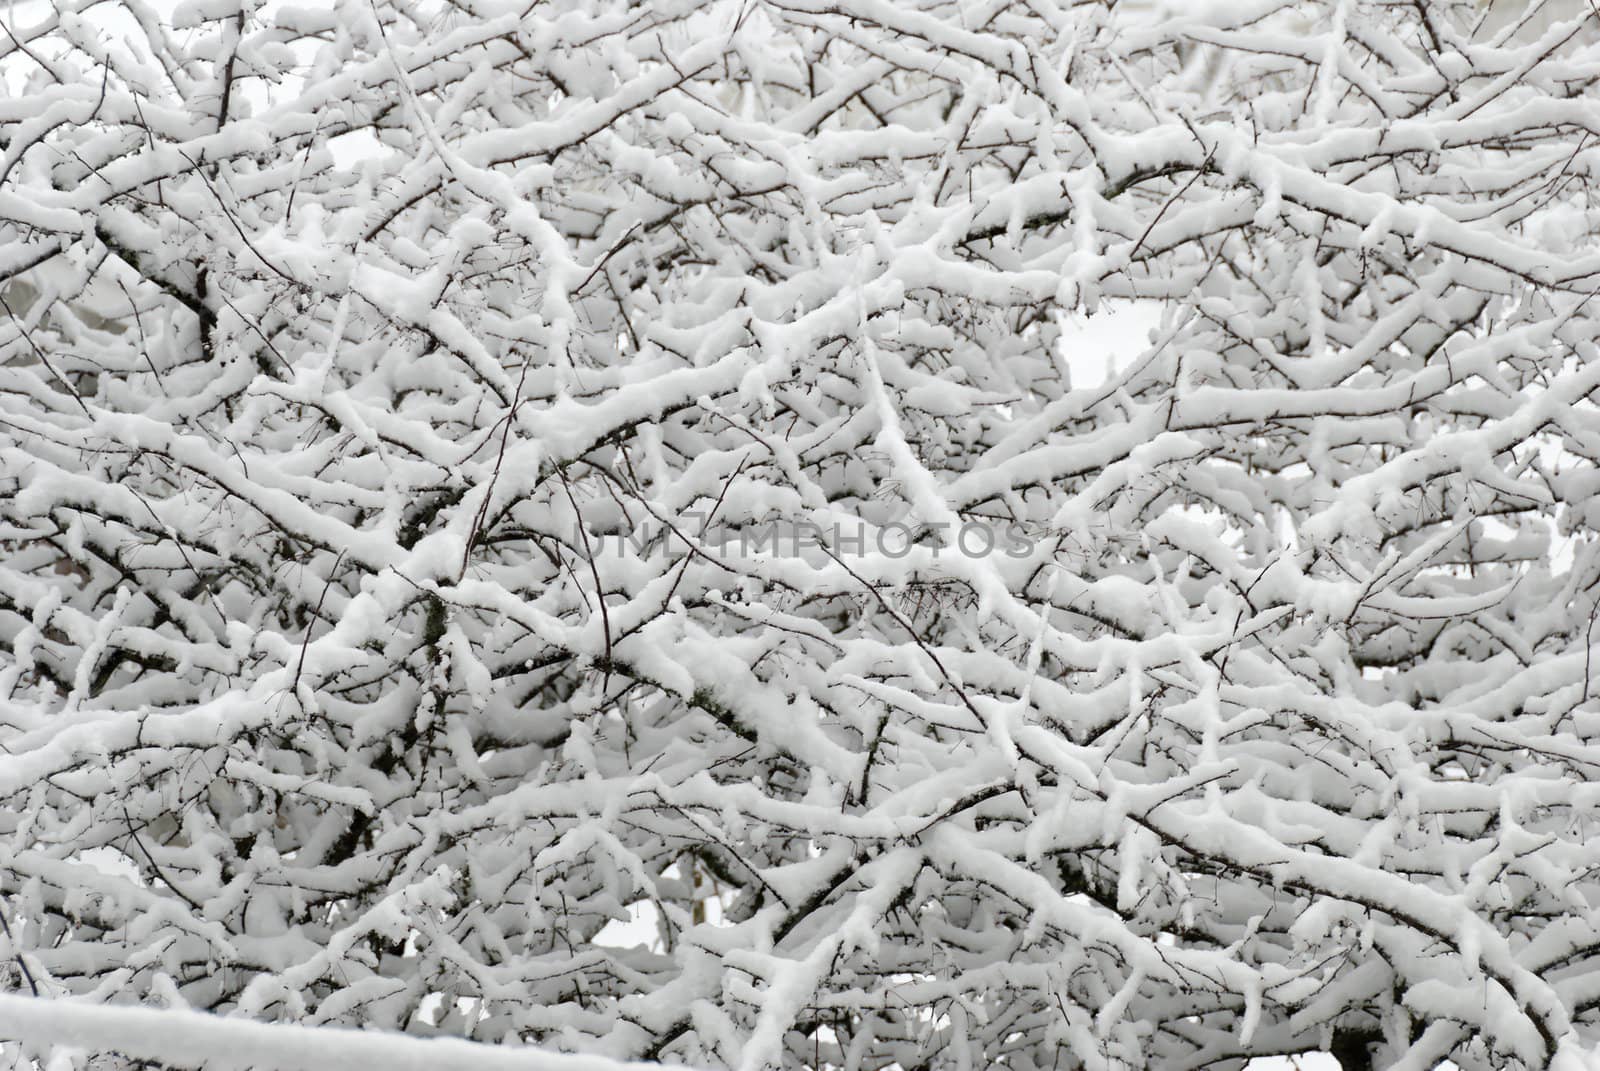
[2,0,1599,1067]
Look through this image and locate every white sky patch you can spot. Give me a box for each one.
[1055,300,1164,389]
[594,899,665,950]
[330,127,385,170]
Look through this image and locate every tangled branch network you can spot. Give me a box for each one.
[3,0,1600,1068]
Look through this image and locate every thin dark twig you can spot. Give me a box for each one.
[291,549,349,698]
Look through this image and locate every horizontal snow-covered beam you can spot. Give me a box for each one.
[0,995,674,1071]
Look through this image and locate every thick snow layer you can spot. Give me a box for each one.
[0,994,677,1071]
